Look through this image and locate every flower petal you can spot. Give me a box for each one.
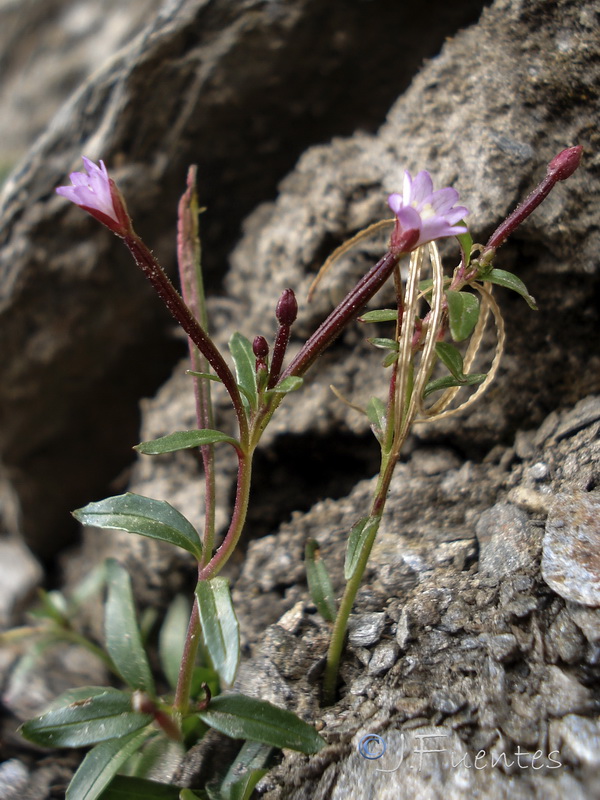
[410,171,434,205]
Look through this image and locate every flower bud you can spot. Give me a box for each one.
[276,289,298,326]
[547,145,583,182]
[252,335,269,359]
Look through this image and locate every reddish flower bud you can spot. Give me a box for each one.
[252,335,269,359]
[547,145,583,182]
[276,289,298,326]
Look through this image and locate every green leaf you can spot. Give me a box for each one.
[266,376,304,395]
[423,373,486,398]
[124,735,185,780]
[97,775,202,799]
[418,277,451,296]
[220,741,272,800]
[229,332,258,411]
[21,688,151,747]
[382,350,399,368]
[186,370,223,383]
[366,396,387,442]
[197,694,326,754]
[105,559,154,694]
[73,493,202,561]
[135,430,240,455]
[455,224,473,268]
[305,540,336,622]
[367,337,398,351]
[435,342,465,380]
[159,595,191,691]
[344,516,381,580]
[358,309,398,323]
[32,589,68,624]
[66,727,151,800]
[484,268,538,309]
[195,578,240,688]
[446,290,480,341]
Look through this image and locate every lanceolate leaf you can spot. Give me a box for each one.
[197,694,326,754]
[435,341,465,380]
[73,494,202,561]
[484,268,538,309]
[135,429,240,455]
[305,540,336,622]
[366,397,387,442]
[345,516,381,580]
[105,559,154,694]
[159,595,191,691]
[195,578,240,688]
[446,290,480,341]
[220,741,272,800]
[266,376,304,395]
[66,728,151,800]
[423,373,486,398]
[229,332,258,411]
[368,337,399,351]
[358,309,398,323]
[455,225,473,269]
[20,688,151,747]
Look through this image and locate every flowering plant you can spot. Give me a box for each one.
[15,147,581,799]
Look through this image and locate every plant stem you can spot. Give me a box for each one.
[173,601,201,714]
[197,449,253,581]
[123,234,249,444]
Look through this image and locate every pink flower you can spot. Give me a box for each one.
[56,157,132,236]
[388,171,468,251]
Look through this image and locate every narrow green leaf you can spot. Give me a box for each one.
[305,540,336,622]
[366,396,387,442]
[435,342,465,380]
[446,290,480,341]
[135,429,240,455]
[230,769,268,800]
[20,688,151,747]
[73,493,202,561]
[229,332,258,411]
[32,589,68,624]
[358,309,398,323]
[484,268,538,309]
[197,694,326,754]
[66,727,151,800]
[382,350,399,368]
[267,376,304,395]
[367,337,399,351]
[159,594,191,691]
[186,370,223,383]
[455,225,473,268]
[220,741,272,800]
[345,516,380,580]
[423,373,486,398]
[195,578,240,688]
[105,560,154,694]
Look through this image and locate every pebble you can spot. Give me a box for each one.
[367,641,399,676]
[347,612,386,647]
[542,491,600,606]
[476,503,538,578]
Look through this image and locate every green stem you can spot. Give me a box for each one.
[198,449,254,581]
[173,601,201,714]
[322,461,393,705]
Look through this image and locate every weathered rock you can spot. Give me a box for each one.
[542,491,600,607]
